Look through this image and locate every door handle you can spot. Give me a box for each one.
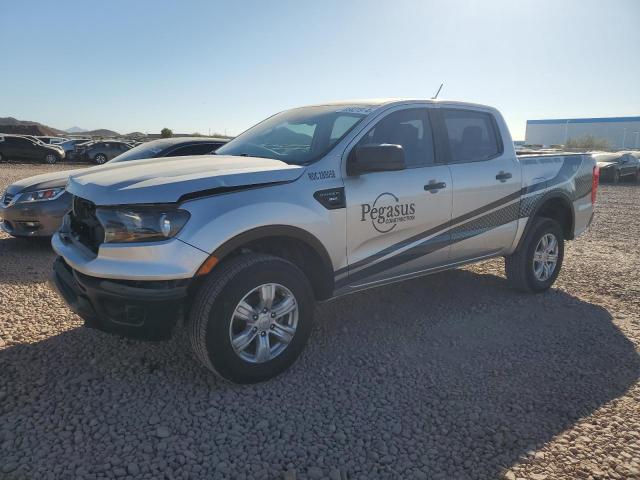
[496,171,512,182]
[424,181,447,193]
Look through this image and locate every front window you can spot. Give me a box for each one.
[215,105,372,165]
[355,108,435,168]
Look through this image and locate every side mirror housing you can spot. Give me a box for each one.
[347,144,406,176]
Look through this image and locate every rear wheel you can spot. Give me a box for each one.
[189,254,315,383]
[44,153,58,164]
[505,217,564,293]
[0,152,3,162]
[633,168,640,183]
[94,153,108,165]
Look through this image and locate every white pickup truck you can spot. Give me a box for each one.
[50,99,598,383]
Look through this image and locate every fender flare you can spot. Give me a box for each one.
[520,190,576,246]
[211,224,335,298]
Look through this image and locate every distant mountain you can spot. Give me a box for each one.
[80,128,120,137]
[0,117,119,138]
[0,117,65,136]
[65,126,87,133]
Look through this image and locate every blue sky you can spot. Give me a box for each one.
[1,0,638,139]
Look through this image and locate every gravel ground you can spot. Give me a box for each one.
[0,163,639,480]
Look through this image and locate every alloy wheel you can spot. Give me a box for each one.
[228,283,298,363]
[532,233,559,282]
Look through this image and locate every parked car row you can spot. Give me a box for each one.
[0,137,228,237]
[0,135,66,164]
[0,134,229,165]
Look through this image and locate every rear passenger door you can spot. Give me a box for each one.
[343,106,453,288]
[437,108,522,262]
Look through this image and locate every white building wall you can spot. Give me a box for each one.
[525,117,640,149]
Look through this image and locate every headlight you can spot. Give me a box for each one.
[95,207,190,243]
[16,187,66,203]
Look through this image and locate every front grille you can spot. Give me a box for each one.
[2,192,14,206]
[70,196,104,253]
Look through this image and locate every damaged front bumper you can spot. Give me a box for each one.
[50,257,189,340]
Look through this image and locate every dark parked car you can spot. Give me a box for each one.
[594,152,640,183]
[0,137,229,237]
[111,136,229,162]
[76,140,134,164]
[0,134,66,164]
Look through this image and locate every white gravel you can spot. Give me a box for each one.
[0,163,639,480]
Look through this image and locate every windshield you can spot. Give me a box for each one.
[215,105,373,164]
[110,140,172,162]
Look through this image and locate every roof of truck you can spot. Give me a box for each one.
[304,98,498,112]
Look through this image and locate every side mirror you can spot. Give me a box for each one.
[347,144,406,176]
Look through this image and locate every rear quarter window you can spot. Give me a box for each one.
[441,109,502,163]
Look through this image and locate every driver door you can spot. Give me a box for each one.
[343,106,453,289]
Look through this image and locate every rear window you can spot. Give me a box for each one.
[442,109,501,163]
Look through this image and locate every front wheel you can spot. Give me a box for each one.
[505,218,564,293]
[189,254,315,383]
[94,153,108,164]
[44,153,58,164]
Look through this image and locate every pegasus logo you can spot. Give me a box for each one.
[360,192,416,233]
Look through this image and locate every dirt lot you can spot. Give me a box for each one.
[0,163,639,480]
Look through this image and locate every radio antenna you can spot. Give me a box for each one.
[432,83,444,99]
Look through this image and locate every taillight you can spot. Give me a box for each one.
[591,166,600,204]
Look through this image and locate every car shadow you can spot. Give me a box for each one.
[0,268,638,479]
[0,235,55,284]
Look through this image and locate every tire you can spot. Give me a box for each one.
[189,253,315,383]
[94,153,108,165]
[0,152,3,162]
[44,153,58,164]
[505,217,564,293]
[633,169,640,183]
[612,169,620,184]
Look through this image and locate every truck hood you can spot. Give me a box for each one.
[66,155,305,205]
[6,168,87,195]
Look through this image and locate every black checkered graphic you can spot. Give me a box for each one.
[450,202,520,241]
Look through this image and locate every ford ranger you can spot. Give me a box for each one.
[50,99,598,383]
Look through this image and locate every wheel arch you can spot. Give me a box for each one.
[203,225,335,301]
[526,191,575,241]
